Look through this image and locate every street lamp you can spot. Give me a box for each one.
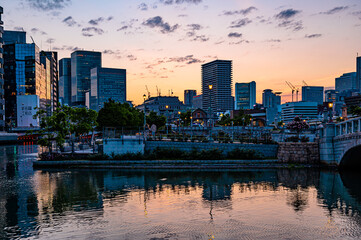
[208,84,213,140]
[165,105,169,135]
[143,94,146,139]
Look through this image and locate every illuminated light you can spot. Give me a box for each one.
[209,85,213,90]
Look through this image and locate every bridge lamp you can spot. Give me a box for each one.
[328,102,333,109]
[209,85,213,90]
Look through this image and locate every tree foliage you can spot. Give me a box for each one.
[286,116,309,133]
[33,105,97,152]
[218,111,252,126]
[349,105,361,116]
[97,99,143,129]
[180,110,192,126]
[146,111,166,129]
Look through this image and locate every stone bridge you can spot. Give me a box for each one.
[319,117,361,168]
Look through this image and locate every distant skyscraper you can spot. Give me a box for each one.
[325,89,338,103]
[59,58,71,106]
[357,56,361,91]
[184,90,197,107]
[335,72,357,93]
[235,81,256,110]
[302,86,324,105]
[262,89,281,125]
[90,67,126,111]
[262,89,281,108]
[41,51,58,110]
[192,95,203,109]
[202,60,233,112]
[3,30,26,45]
[4,43,50,126]
[71,50,101,106]
[0,6,4,130]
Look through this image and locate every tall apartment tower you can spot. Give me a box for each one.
[184,90,197,107]
[0,6,4,130]
[59,58,71,106]
[90,67,126,111]
[202,60,233,112]
[235,81,256,110]
[71,50,101,106]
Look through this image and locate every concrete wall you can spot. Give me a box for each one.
[145,141,278,158]
[278,142,319,164]
[104,137,144,155]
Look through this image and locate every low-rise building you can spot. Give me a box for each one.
[281,102,319,123]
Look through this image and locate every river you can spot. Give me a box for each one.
[0,144,360,239]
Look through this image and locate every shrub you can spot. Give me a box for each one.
[285,136,299,142]
[300,136,310,142]
[226,148,262,160]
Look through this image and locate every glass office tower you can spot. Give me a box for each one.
[4,43,50,126]
[90,67,126,111]
[0,6,4,129]
[301,86,324,105]
[59,58,71,105]
[184,90,197,107]
[235,81,256,110]
[42,51,58,110]
[71,50,101,106]
[3,30,26,45]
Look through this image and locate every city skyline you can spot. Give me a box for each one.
[1,0,361,105]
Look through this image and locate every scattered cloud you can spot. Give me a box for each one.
[142,16,179,33]
[228,32,242,38]
[52,45,81,51]
[167,55,203,64]
[138,3,148,11]
[26,0,71,11]
[31,28,47,35]
[82,27,104,37]
[117,19,139,32]
[305,34,322,38]
[275,9,301,20]
[88,16,113,25]
[320,6,349,15]
[221,7,257,16]
[13,26,24,31]
[127,55,137,61]
[46,38,55,44]
[352,11,361,20]
[178,14,188,17]
[62,16,80,27]
[275,9,303,31]
[229,18,252,28]
[159,0,202,5]
[265,39,281,43]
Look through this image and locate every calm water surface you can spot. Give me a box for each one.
[0,144,360,240]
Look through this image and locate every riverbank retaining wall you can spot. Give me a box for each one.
[145,141,279,158]
[277,142,319,164]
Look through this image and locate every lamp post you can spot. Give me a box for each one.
[328,102,334,123]
[143,94,146,140]
[208,84,213,141]
[166,105,169,136]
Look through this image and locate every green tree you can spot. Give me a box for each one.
[349,105,361,116]
[97,99,143,129]
[180,110,192,126]
[146,111,166,129]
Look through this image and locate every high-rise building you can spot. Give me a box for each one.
[3,43,50,127]
[301,86,324,105]
[281,102,319,123]
[90,67,126,111]
[192,94,203,109]
[71,50,101,106]
[0,6,4,130]
[262,89,281,125]
[3,30,26,45]
[41,51,58,110]
[184,90,197,107]
[59,58,71,106]
[235,81,256,110]
[262,89,281,108]
[357,56,361,91]
[202,60,233,112]
[335,72,357,93]
[325,89,338,103]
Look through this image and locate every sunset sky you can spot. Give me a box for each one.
[2,0,361,105]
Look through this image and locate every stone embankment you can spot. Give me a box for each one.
[277,142,319,164]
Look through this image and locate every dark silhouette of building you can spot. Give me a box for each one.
[184,90,196,107]
[0,7,5,129]
[59,58,71,106]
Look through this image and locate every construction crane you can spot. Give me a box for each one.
[303,80,308,86]
[156,86,159,96]
[145,85,151,99]
[286,81,299,102]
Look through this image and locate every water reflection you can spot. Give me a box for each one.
[0,145,360,239]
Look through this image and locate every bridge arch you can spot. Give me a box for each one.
[339,144,361,169]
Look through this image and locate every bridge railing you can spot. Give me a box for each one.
[335,117,361,136]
